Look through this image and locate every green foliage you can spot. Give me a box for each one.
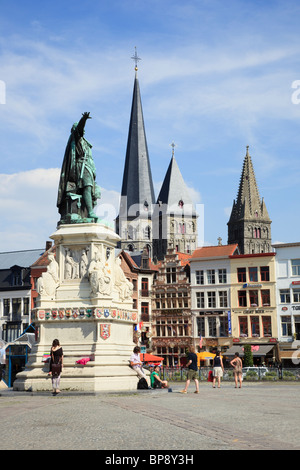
[245,370,258,380]
[263,372,278,381]
[243,344,253,366]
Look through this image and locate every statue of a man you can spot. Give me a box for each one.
[57,112,101,223]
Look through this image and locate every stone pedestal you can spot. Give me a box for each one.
[13,223,139,392]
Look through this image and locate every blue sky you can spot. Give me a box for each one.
[0,0,300,251]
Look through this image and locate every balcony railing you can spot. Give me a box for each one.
[141,313,150,322]
[140,289,152,297]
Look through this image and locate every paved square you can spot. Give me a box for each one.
[0,382,299,451]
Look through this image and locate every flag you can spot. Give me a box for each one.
[135,322,143,332]
[199,335,203,349]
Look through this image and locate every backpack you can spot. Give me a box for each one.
[137,378,149,389]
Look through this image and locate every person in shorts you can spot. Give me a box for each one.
[180,348,199,394]
[212,351,224,388]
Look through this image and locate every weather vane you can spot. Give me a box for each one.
[131,47,141,71]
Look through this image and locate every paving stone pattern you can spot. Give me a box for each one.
[0,382,299,451]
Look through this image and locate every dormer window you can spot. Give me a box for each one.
[178,200,184,208]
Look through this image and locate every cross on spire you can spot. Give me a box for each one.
[170,141,177,157]
[131,47,141,71]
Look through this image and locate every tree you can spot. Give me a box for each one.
[243,344,253,367]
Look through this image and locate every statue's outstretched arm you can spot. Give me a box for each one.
[76,112,92,137]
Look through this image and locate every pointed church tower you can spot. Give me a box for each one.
[116,50,155,257]
[153,144,198,261]
[227,146,272,254]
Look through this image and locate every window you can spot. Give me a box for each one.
[280,289,290,303]
[144,226,151,240]
[197,317,205,337]
[23,298,30,315]
[166,267,176,284]
[141,303,149,321]
[260,266,270,281]
[249,267,258,282]
[262,316,272,337]
[208,317,217,337]
[3,299,10,315]
[12,298,21,315]
[293,289,300,303]
[219,317,229,337]
[195,270,204,285]
[239,317,248,336]
[179,223,186,234]
[238,290,247,307]
[261,289,270,306]
[251,316,260,337]
[237,268,246,283]
[12,272,22,286]
[292,259,300,276]
[249,290,258,307]
[207,291,216,308]
[141,278,148,296]
[218,269,227,284]
[281,316,292,336]
[207,270,215,284]
[196,292,205,308]
[219,291,228,308]
[254,227,261,239]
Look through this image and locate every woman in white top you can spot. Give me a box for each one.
[130,346,149,386]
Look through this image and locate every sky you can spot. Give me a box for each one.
[0,0,300,252]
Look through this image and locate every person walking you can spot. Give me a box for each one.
[180,348,199,394]
[230,352,243,388]
[212,351,224,388]
[49,339,63,395]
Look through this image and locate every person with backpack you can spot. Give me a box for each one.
[130,346,150,389]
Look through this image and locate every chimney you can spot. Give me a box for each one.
[45,241,52,251]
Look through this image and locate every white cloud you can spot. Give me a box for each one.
[0,168,122,251]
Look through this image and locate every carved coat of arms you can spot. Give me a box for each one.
[100,324,111,340]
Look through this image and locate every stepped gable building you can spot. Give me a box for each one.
[151,247,192,367]
[152,146,198,261]
[227,146,272,254]
[116,53,155,258]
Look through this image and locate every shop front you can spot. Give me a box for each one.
[224,342,277,366]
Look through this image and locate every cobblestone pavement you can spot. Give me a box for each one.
[0,382,299,451]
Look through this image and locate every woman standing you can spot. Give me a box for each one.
[212,351,224,388]
[230,352,243,388]
[50,339,63,395]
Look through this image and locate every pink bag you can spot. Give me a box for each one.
[76,357,91,365]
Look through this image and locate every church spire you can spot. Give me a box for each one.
[227,146,272,254]
[153,145,198,260]
[116,50,155,256]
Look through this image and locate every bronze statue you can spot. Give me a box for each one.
[57,112,101,224]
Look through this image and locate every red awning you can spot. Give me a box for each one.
[140,353,164,363]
